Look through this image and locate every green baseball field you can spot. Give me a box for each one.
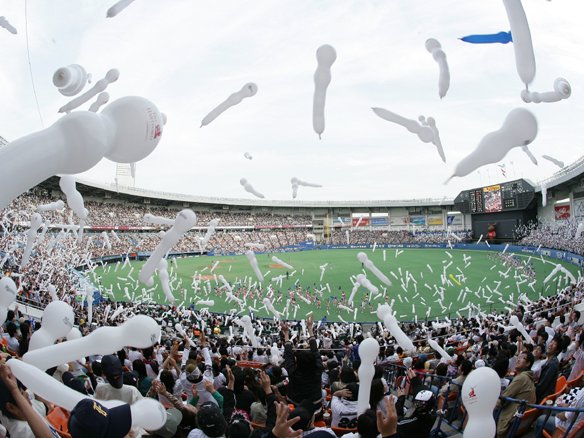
[88,248,582,322]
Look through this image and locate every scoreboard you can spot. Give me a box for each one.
[454,179,535,214]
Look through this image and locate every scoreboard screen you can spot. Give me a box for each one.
[454,179,535,214]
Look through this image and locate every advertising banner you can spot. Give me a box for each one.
[390,216,408,226]
[371,217,389,226]
[352,217,370,227]
[427,215,444,226]
[555,204,571,220]
[447,215,462,226]
[410,215,426,226]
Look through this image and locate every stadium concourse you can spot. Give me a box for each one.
[1,173,584,438]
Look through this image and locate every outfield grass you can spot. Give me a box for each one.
[89,248,582,322]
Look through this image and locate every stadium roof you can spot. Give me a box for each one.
[40,176,454,209]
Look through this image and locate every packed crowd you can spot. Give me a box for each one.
[329,229,472,246]
[4,191,312,229]
[518,219,584,256]
[2,275,584,437]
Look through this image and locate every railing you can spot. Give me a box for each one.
[382,362,584,438]
[500,396,584,438]
[382,363,465,437]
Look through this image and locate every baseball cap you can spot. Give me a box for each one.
[68,398,131,438]
[153,408,183,438]
[101,355,123,389]
[62,372,88,395]
[197,402,227,437]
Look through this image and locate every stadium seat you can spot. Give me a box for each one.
[236,361,263,369]
[513,406,540,436]
[542,419,584,438]
[557,376,568,394]
[46,406,71,438]
[331,426,358,436]
[567,371,584,389]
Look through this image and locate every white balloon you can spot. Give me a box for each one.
[47,284,58,302]
[139,209,197,286]
[143,213,175,226]
[23,315,161,370]
[270,343,282,365]
[357,252,392,286]
[372,108,444,162]
[502,0,536,87]
[540,182,547,207]
[428,338,452,362]
[509,315,534,344]
[59,176,87,220]
[29,301,75,351]
[174,323,196,348]
[521,78,571,103]
[542,154,565,168]
[263,298,281,318]
[158,258,175,304]
[88,92,110,112]
[240,178,265,199]
[271,256,294,270]
[37,199,64,212]
[201,83,258,127]
[101,231,112,250]
[0,96,164,210]
[107,0,136,18]
[200,218,220,251]
[445,108,537,183]
[357,338,380,414]
[7,359,166,431]
[377,304,415,352]
[356,274,379,296]
[236,315,259,347]
[21,213,43,268]
[66,327,82,341]
[576,222,584,240]
[59,69,120,113]
[245,250,264,282]
[462,367,500,438]
[197,300,215,307]
[0,276,18,325]
[313,44,337,139]
[53,64,88,97]
[0,16,17,34]
[425,38,450,98]
[522,145,538,165]
[243,152,253,160]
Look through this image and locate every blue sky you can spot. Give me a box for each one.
[1,0,583,201]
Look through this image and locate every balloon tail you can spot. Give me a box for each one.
[444,175,454,185]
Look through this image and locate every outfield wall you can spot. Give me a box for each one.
[84,243,584,269]
[316,243,584,268]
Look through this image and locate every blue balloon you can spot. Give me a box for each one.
[460,31,512,44]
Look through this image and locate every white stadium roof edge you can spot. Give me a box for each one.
[69,154,584,209]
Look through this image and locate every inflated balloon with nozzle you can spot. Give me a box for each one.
[0,277,17,326]
[29,300,75,351]
[0,96,165,210]
[445,108,537,183]
[357,338,380,414]
[21,213,43,268]
[521,78,571,103]
[23,315,161,370]
[377,304,415,352]
[461,367,500,438]
[53,64,89,96]
[7,359,167,431]
[509,315,534,344]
